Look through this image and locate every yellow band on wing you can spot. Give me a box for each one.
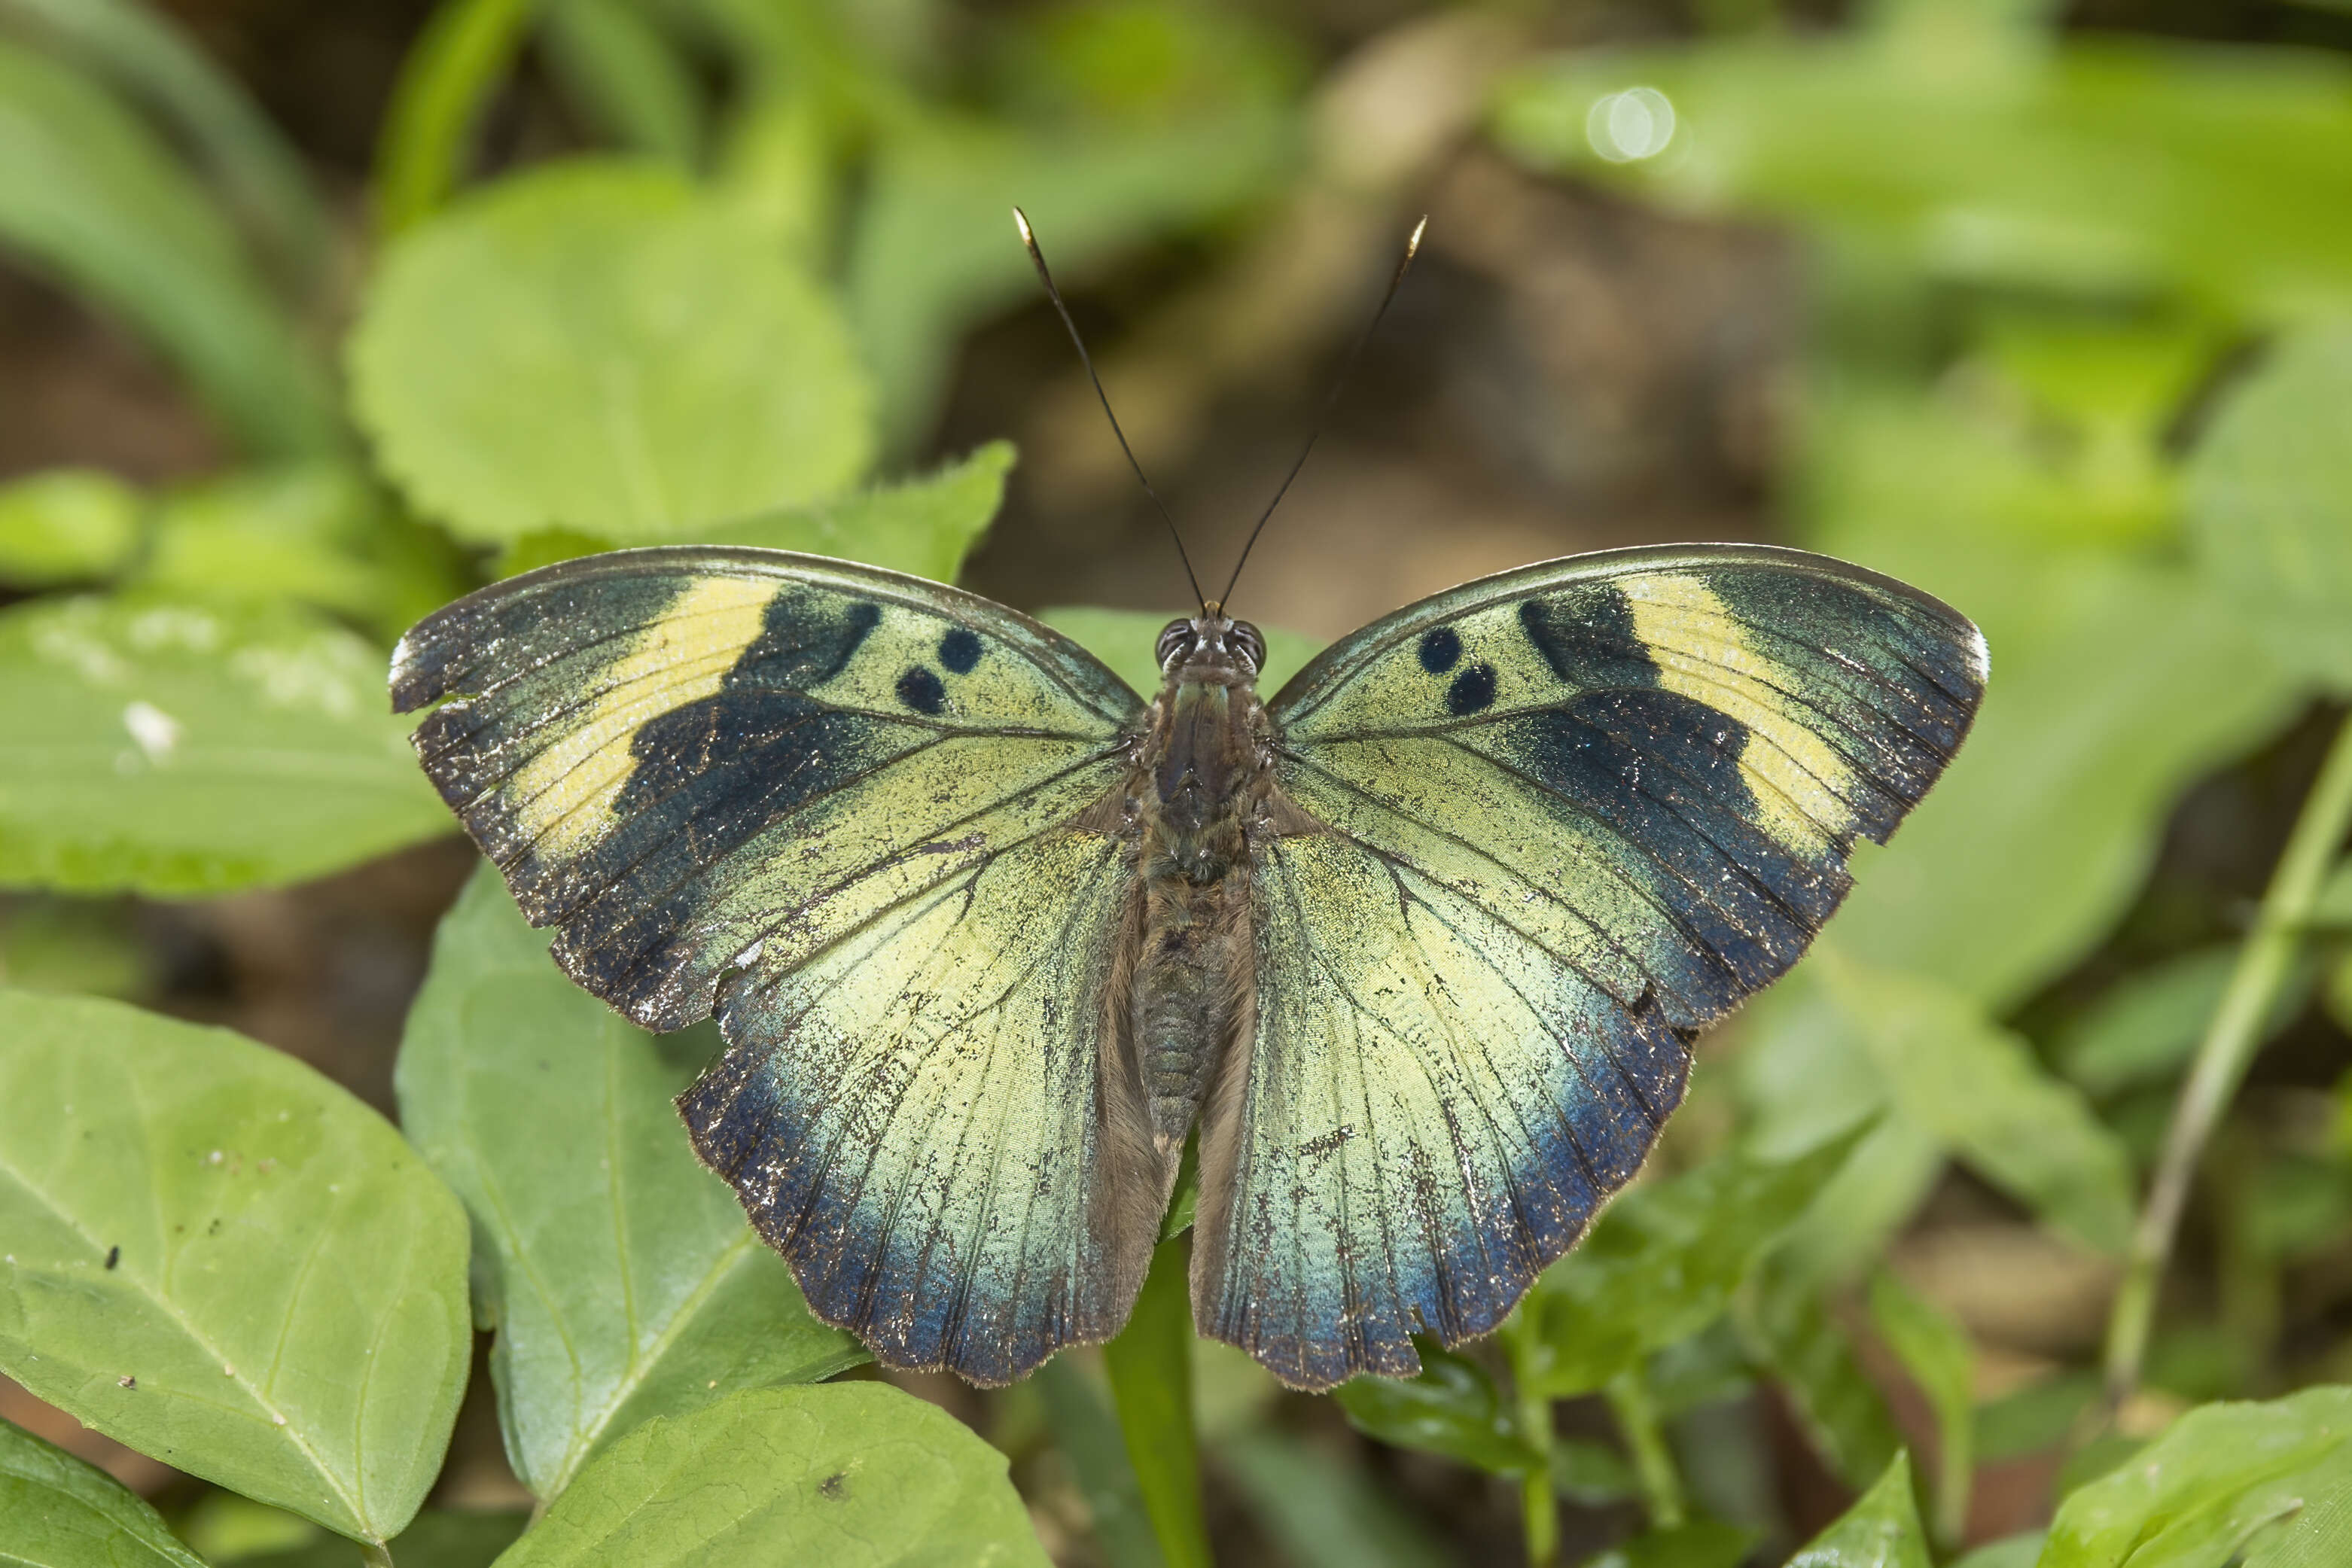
[1622,573,1853,850]
[509,574,776,855]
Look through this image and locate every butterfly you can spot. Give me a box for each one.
[389,538,1985,1390]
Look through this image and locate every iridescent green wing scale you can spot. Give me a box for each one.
[391,547,1165,1384]
[1195,543,1987,1389]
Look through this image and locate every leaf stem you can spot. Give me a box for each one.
[1504,1313,1558,1566]
[361,1542,395,1568]
[1102,1236,1211,1568]
[1605,1368,1686,1530]
[2101,708,2352,1411]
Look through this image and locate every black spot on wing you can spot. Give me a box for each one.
[1446,663,1497,716]
[1418,626,1461,674]
[939,626,983,674]
[897,666,946,714]
[1518,587,1659,690]
[1495,688,1845,1027]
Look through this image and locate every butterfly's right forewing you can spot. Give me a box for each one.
[393,547,1165,1384]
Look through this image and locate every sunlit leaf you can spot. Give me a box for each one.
[351,160,874,544]
[1787,1452,1930,1568]
[0,990,471,1543]
[0,593,449,894]
[0,38,336,456]
[1525,1130,1866,1398]
[0,1415,209,1567]
[395,867,861,1502]
[1494,33,2352,312]
[2186,323,2352,692]
[1040,606,1323,704]
[1334,1346,1543,1475]
[492,1383,1050,1566]
[2043,1387,2352,1567]
[0,469,142,586]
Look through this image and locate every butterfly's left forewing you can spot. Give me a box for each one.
[393,548,1165,1384]
[1196,544,1986,1389]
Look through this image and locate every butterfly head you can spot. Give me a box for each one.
[1157,607,1266,687]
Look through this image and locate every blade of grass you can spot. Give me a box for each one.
[1034,1359,1166,1568]
[373,0,539,235]
[2102,709,2352,1410]
[1101,1236,1210,1568]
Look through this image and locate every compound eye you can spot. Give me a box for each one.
[1156,618,1196,669]
[1229,620,1266,673]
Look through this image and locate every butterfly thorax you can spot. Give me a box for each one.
[1128,618,1274,1158]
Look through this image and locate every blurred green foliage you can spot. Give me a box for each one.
[1,0,2350,1564]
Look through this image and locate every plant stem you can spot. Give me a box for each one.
[360,1542,395,1568]
[1605,1369,1686,1530]
[2102,708,2352,1412]
[1503,1313,1558,1567]
[1101,1236,1211,1568]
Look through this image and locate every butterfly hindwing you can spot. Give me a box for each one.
[391,547,1165,1383]
[1194,543,1987,1387]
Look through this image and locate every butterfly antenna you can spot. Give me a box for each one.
[1013,206,1208,611]
[1219,215,1426,613]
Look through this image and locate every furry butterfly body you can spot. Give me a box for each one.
[391,540,1985,1390]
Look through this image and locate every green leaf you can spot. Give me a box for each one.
[211,1512,529,1568]
[0,38,337,457]
[1038,607,1323,702]
[1552,1438,1640,1506]
[0,1414,209,1567]
[0,0,329,284]
[1866,1271,1973,1545]
[1493,35,2352,312]
[1034,1360,1165,1568]
[350,159,874,544]
[2043,1387,2352,1568]
[133,465,471,644]
[848,104,1296,446]
[0,593,450,894]
[1334,1346,1543,1475]
[1951,1534,2046,1568]
[1214,1430,1451,1568]
[2058,945,2314,1098]
[1575,1520,1756,1568]
[1735,1262,1901,1490]
[371,0,537,236]
[491,1382,1050,1566]
[1525,1130,1866,1398]
[540,0,705,166]
[1796,386,2302,1009]
[1101,1238,1209,1568]
[0,990,471,1543]
[1974,1370,2099,1463]
[1787,1452,1930,1568]
[1816,948,2137,1254]
[394,866,860,1502]
[2187,323,2352,691]
[0,470,142,586]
